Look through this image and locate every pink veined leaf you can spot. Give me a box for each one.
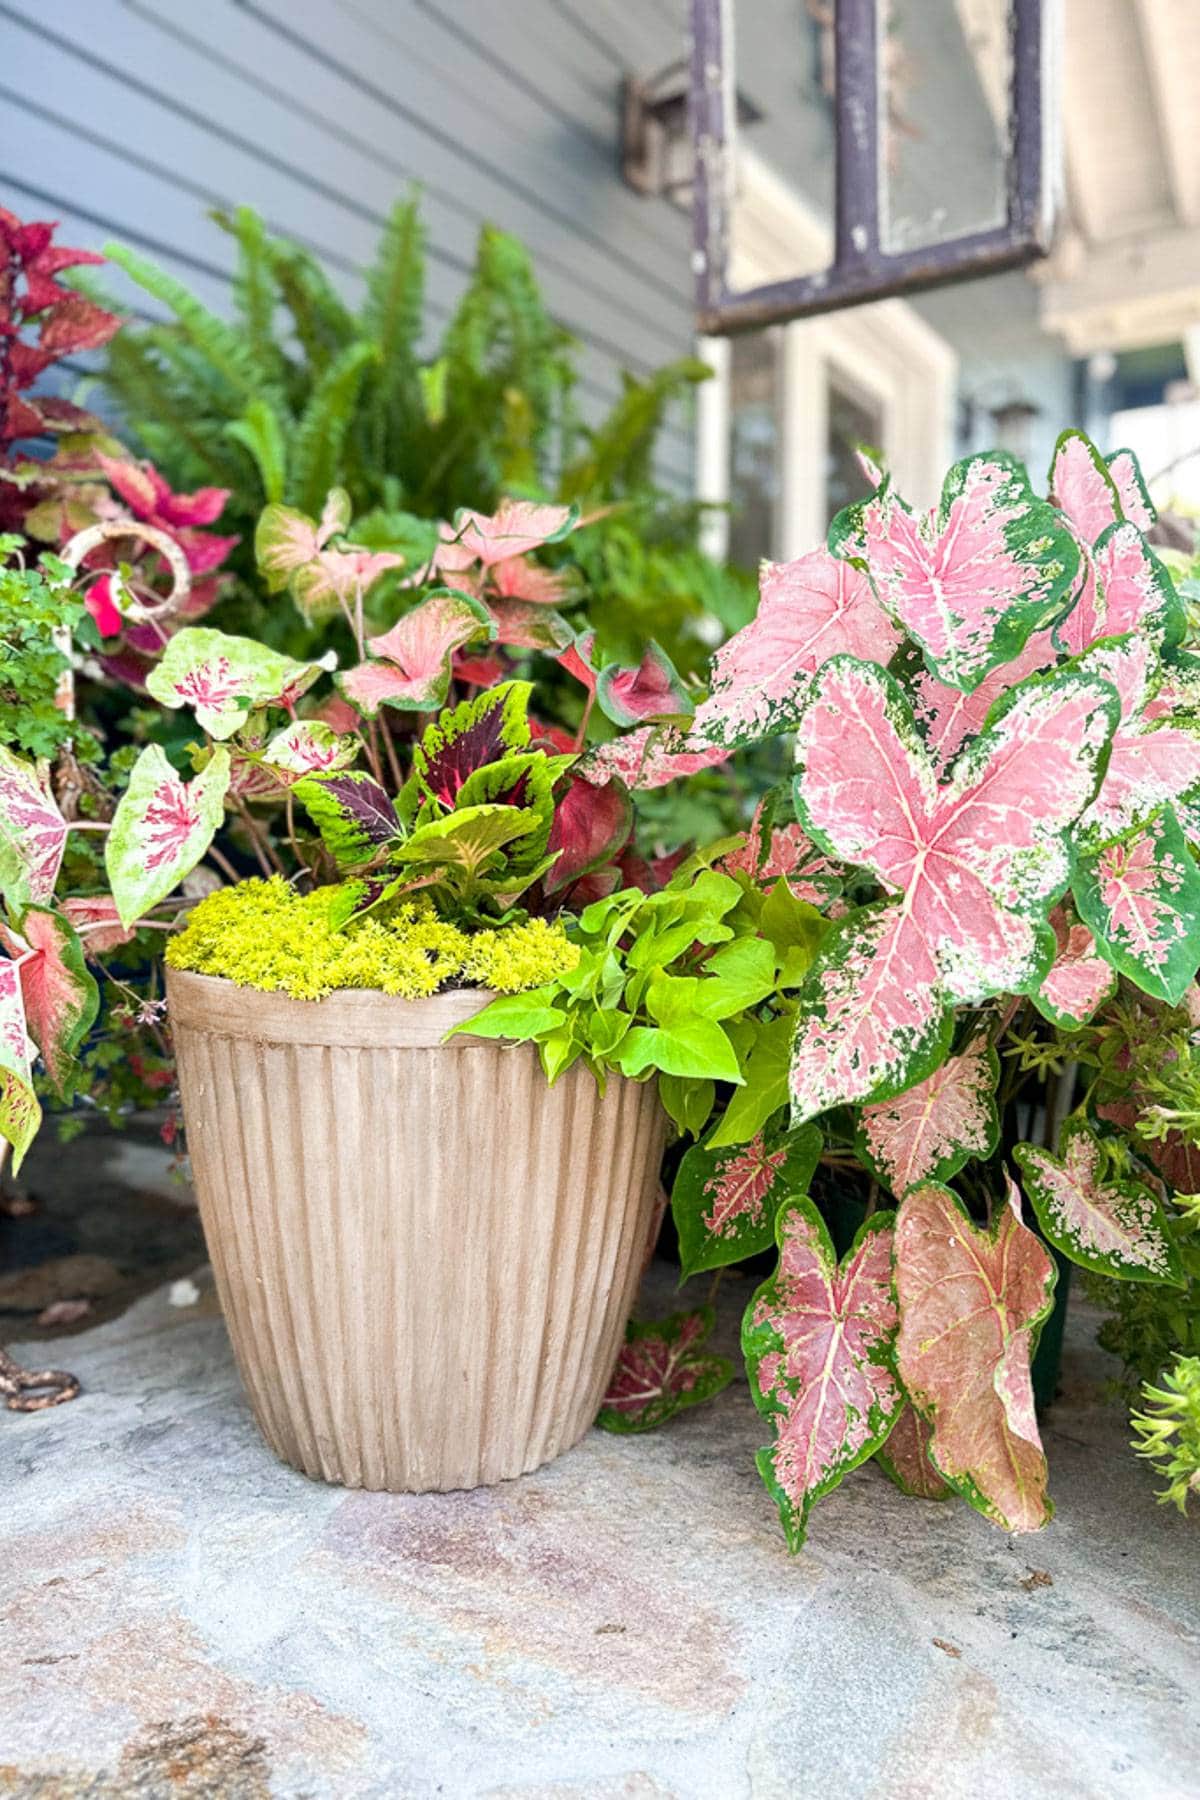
[1073,636,1200,845]
[0,747,68,914]
[557,629,597,694]
[744,1198,902,1551]
[489,556,572,605]
[145,628,335,740]
[1048,429,1123,544]
[543,774,633,895]
[856,1035,999,1195]
[693,548,900,749]
[59,895,136,958]
[894,1180,1056,1533]
[1073,810,1200,1005]
[577,725,731,791]
[254,491,352,593]
[448,499,578,568]
[291,548,405,622]
[911,631,1055,773]
[596,1306,733,1434]
[486,598,573,652]
[789,656,1118,1118]
[1106,448,1155,532]
[105,745,231,928]
[342,591,495,716]
[0,908,98,1098]
[262,721,360,782]
[1014,1122,1184,1284]
[715,796,841,908]
[0,958,41,1175]
[670,1124,822,1278]
[1032,907,1116,1028]
[595,641,694,728]
[874,1401,952,1500]
[1054,523,1181,657]
[832,452,1081,691]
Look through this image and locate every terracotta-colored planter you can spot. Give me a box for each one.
[166,968,666,1493]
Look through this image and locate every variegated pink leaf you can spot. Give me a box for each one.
[744,1198,902,1551]
[671,1124,821,1277]
[0,908,97,1097]
[446,499,577,569]
[715,794,842,909]
[59,895,136,957]
[105,745,231,927]
[856,1035,999,1195]
[875,1401,952,1500]
[1032,907,1116,1028]
[263,721,360,782]
[1015,1122,1183,1284]
[490,556,573,605]
[596,1306,733,1434]
[145,628,334,739]
[255,490,351,591]
[911,631,1055,773]
[1106,448,1155,532]
[487,599,573,652]
[1048,429,1123,544]
[595,641,693,728]
[342,591,495,715]
[790,657,1118,1117]
[1074,637,1200,845]
[833,453,1079,691]
[1054,524,1181,657]
[291,548,405,622]
[0,746,67,913]
[694,548,899,748]
[577,725,731,792]
[1073,811,1200,1004]
[557,629,597,694]
[894,1180,1056,1532]
[0,957,41,1174]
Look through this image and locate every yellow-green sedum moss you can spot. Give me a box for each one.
[166,876,579,1001]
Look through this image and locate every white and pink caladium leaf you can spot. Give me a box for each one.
[715,788,843,910]
[106,745,231,927]
[693,547,900,749]
[595,641,694,728]
[596,1306,733,1434]
[1032,906,1116,1028]
[1053,523,1181,657]
[261,721,360,783]
[487,598,573,652]
[743,1197,902,1551]
[145,627,335,740]
[910,632,1055,774]
[444,499,578,569]
[0,746,68,914]
[874,1401,952,1501]
[1073,810,1200,1005]
[830,452,1081,692]
[1048,429,1155,543]
[1072,635,1200,846]
[290,548,406,623]
[894,1179,1056,1532]
[577,725,731,792]
[1014,1121,1184,1285]
[789,656,1118,1119]
[855,1034,999,1196]
[0,907,98,1099]
[292,770,399,871]
[0,956,41,1174]
[340,590,495,716]
[255,489,351,591]
[671,1122,822,1278]
[59,895,135,958]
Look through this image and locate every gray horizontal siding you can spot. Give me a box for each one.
[6,0,704,489]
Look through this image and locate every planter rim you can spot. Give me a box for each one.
[164,965,498,1048]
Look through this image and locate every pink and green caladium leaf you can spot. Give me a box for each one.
[577,725,731,791]
[788,656,1118,1119]
[0,746,68,913]
[693,547,899,749]
[596,1306,734,1435]
[831,452,1081,692]
[894,1180,1056,1533]
[1014,1122,1184,1285]
[1053,523,1181,657]
[262,721,359,783]
[341,590,495,716]
[874,1400,952,1501]
[290,548,406,623]
[0,909,98,1099]
[594,641,694,728]
[487,598,573,652]
[1072,636,1200,847]
[106,746,231,927]
[1048,429,1155,544]
[671,1123,822,1277]
[910,631,1055,774]
[743,1198,902,1551]
[254,489,350,591]
[1073,810,1200,1005]
[0,957,41,1175]
[292,771,399,871]
[1032,907,1117,1028]
[446,498,578,568]
[715,791,842,909]
[146,628,335,740]
[856,1034,999,1196]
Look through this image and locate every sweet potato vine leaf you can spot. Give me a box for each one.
[1014,1121,1184,1285]
[597,1306,733,1434]
[893,1180,1056,1532]
[856,1034,999,1196]
[744,1197,902,1550]
[671,1123,822,1278]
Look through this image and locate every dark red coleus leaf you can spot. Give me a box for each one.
[544,773,633,895]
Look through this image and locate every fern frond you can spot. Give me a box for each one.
[102,241,265,401]
[288,340,380,513]
[226,399,289,504]
[265,237,357,383]
[362,195,424,372]
[102,332,246,485]
[212,206,288,390]
[561,357,711,502]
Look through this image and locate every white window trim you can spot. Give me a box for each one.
[698,148,958,562]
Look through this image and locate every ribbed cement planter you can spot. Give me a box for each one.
[166,968,666,1493]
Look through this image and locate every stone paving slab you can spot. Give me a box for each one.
[1,1261,1197,1799]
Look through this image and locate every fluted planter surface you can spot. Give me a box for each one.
[166,968,666,1492]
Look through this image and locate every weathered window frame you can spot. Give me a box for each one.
[689,0,1057,334]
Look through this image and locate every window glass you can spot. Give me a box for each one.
[826,380,883,525]
[728,329,781,567]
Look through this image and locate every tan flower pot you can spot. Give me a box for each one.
[166,968,666,1492]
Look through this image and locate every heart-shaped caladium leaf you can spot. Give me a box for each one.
[831,452,1080,692]
[146,628,334,739]
[341,590,495,716]
[693,547,899,749]
[671,1123,821,1277]
[291,548,406,623]
[444,499,578,568]
[1073,636,1200,847]
[910,633,1055,774]
[1014,1122,1184,1284]
[255,489,351,591]
[0,746,67,913]
[596,1306,733,1434]
[262,721,359,783]
[106,746,231,927]
[487,599,573,652]
[875,1401,953,1500]
[894,1180,1056,1533]
[856,1035,999,1196]
[1048,430,1155,543]
[1073,811,1200,1006]
[577,725,731,791]
[744,1198,901,1550]
[0,908,98,1098]
[595,641,693,728]
[1054,523,1181,658]
[789,657,1118,1118]
[0,957,41,1174]
[544,774,633,895]
[715,791,842,910]
[1032,907,1116,1028]
[293,771,399,871]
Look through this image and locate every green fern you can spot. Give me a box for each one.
[226,399,289,505]
[562,358,711,503]
[214,206,288,392]
[103,240,271,402]
[288,340,379,513]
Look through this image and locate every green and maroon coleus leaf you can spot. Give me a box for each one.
[391,804,543,888]
[340,590,495,717]
[894,1179,1056,1533]
[0,908,98,1098]
[874,1401,952,1501]
[293,770,399,871]
[255,489,351,592]
[855,1035,999,1196]
[1032,906,1116,1028]
[1014,1121,1184,1285]
[693,547,899,750]
[544,774,633,895]
[595,640,694,728]
[405,682,533,816]
[0,746,68,914]
[671,1122,822,1278]
[0,956,41,1174]
[831,452,1081,692]
[145,627,335,739]
[105,745,231,927]
[789,656,1118,1119]
[596,1306,733,1435]
[744,1197,902,1551]
[1073,810,1200,1005]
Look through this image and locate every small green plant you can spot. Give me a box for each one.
[0,543,86,759]
[1131,1353,1200,1512]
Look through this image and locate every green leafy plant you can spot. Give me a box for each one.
[1131,1353,1200,1512]
[0,543,85,758]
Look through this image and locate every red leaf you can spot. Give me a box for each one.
[0,908,98,1096]
[37,294,121,356]
[545,775,633,894]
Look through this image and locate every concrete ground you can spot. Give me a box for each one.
[0,1140,1197,1799]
